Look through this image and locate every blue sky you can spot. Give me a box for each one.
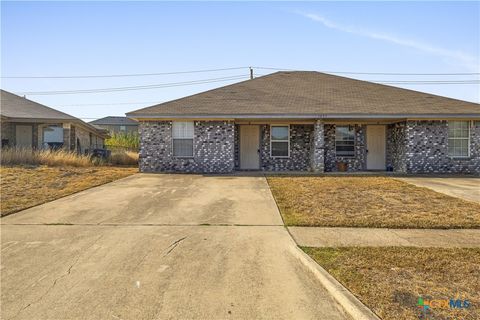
[1,1,479,121]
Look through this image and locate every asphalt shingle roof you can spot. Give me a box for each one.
[1,90,77,120]
[1,90,107,136]
[127,72,480,119]
[90,116,138,126]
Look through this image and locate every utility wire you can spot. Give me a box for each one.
[58,101,161,107]
[4,66,480,78]
[21,77,479,96]
[2,67,249,79]
[18,75,249,95]
[253,66,480,76]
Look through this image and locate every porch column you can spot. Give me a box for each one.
[310,120,325,172]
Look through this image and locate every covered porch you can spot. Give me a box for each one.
[233,120,406,173]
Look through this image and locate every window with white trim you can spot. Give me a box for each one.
[448,121,470,157]
[335,126,355,157]
[172,121,194,157]
[271,125,289,157]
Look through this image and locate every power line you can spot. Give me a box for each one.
[58,101,161,107]
[4,66,480,79]
[254,66,480,76]
[2,67,249,79]
[18,75,249,95]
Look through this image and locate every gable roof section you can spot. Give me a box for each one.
[90,116,138,126]
[0,90,108,137]
[1,89,77,120]
[127,72,480,119]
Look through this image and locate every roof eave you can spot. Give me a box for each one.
[126,113,480,120]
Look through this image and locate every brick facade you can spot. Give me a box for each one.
[310,121,325,172]
[386,123,408,172]
[324,124,366,172]
[139,121,235,173]
[138,120,479,174]
[404,120,480,174]
[259,124,313,171]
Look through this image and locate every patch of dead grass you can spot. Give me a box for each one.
[303,247,480,320]
[267,177,480,228]
[0,166,137,216]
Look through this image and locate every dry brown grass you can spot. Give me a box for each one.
[1,148,94,167]
[109,150,139,166]
[1,148,139,167]
[0,166,137,216]
[304,247,480,320]
[267,177,480,228]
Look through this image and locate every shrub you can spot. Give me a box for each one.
[108,150,139,166]
[105,132,139,151]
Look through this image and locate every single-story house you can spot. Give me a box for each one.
[126,72,480,174]
[89,116,138,134]
[1,89,108,152]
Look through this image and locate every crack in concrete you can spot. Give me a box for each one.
[164,236,187,256]
[8,234,104,320]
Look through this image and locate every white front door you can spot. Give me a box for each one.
[15,125,33,148]
[240,125,260,169]
[366,125,386,170]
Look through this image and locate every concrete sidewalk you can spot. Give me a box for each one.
[289,227,480,248]
[396,177,480,204]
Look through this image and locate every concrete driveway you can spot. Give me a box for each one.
[1,174,348,320]
[397,177,480,203]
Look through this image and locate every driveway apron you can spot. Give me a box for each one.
[1,174,348,320]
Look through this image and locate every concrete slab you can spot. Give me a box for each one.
[1,225,347,320]
[396,177,480,203]
[1,174,350,319]
[1,174,283,226]
[289,227,480,248]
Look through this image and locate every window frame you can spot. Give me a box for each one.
[270,124,290,158]
[42,124,64,149]
[172,121,195,158]
[335,125,356,158]
[448,121,471,158]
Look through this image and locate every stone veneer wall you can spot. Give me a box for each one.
[386,123,407,172]
[0,122,38,148]
[75,126,92,154]
[139,121,235,173]
[404,120,480,174]
[259,124,313,171]
[0,122,14,147]
[324,124,366,172]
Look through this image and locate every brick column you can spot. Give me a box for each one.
[310,120,325,172]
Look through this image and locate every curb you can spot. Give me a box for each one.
[289,244,381,320]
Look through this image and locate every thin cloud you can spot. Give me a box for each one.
[298,12,479,72]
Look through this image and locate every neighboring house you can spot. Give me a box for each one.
[89,116,138,134]
[126,72,480,174]
[1,89,108,153]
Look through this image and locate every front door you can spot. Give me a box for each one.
[366,125,386,170]
[15,125,33,148]
[240,125,260,170]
